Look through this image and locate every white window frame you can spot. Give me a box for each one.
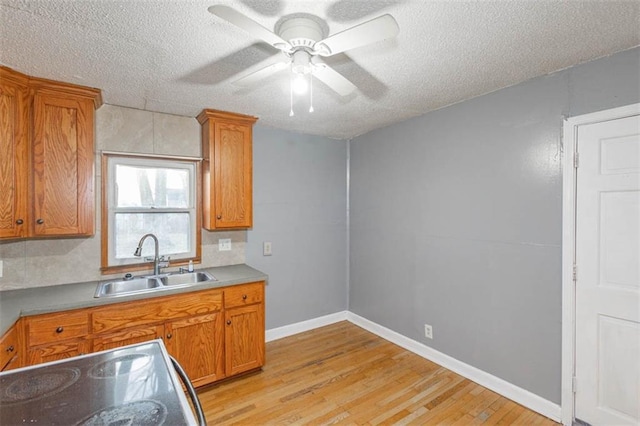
[102,153,200,272]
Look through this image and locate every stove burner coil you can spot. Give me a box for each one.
[0,367,80,404]
[89,353,152,379]
[77,399,168,426]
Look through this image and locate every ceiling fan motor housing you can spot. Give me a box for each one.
[278,17,324,49]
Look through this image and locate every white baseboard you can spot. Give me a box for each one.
[266,311,561,422]
[265,311,348,342]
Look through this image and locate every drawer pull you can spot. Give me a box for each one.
[56,326,64,333]
[166,333,172,339]
[6,345,14,352]
[16,219,23,225]
[216,215,222,220]
[37,219,44,225]
[226,320,231,325]
[242,294,247,300]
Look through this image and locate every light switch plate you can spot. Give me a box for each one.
[218,238,231,251]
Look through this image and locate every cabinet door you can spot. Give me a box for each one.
[2,354,21,372]
[93,325,163,352]
[165,313,225,387]
[0,325,20,371]
[28,340,90,365]
[225,303,265,376]
[0,72,29,239]
[213,121,252,228]
[31,91,94,236]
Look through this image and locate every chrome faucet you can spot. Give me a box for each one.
[134,233,169,275]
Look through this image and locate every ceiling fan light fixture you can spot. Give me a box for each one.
[208,5,399,114]
[292,72,308,95]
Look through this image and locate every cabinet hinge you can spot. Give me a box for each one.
[573,264,577,282]
[574,152,580,168]
[572,376,577,393]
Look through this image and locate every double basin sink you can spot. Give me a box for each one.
[95,271,216,298]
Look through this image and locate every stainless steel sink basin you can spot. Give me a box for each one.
[94,277,162,298]
[95,271,216,298]
[160,271,216,286]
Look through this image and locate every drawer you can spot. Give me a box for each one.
[225,282,264,308]
[92,289,223,334]
[0,326,19,370]
[27,310,89,347]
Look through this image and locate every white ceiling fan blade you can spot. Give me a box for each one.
[312,63,357,96]
[313,14,399,57]
[208,5,292,51]
[233,61,289,87]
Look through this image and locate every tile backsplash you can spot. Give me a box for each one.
[0,105,246,291]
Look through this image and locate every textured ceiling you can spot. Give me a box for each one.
[1,0,639,139]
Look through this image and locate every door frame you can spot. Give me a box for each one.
[561,103,640,425]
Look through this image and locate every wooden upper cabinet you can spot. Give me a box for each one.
[31,90,96,236]
[0,66,101,239]
[197,109,257,230]
[0,68,29,239]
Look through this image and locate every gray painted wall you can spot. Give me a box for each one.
[349,47,640,404]
[247,126,348,329]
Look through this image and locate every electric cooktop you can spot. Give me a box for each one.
[0,340,197,425]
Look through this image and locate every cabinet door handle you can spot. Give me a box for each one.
[16,219,23,225]
[166,333,172,339]
[6,345,14,352]
[216,215,222,220]
[242,294,247,300]
[56,326,64,333]
[226,320,231,325]
[36,219,44,225]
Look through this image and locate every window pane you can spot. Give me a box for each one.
[115,165,190,208]
[114,213,191,259]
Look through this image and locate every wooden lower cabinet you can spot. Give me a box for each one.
[165,313,225,387]
[225,304,265,377]
[28,339,90,365]
[11,281,265,387]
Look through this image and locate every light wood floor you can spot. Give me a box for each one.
[197,321,558,425]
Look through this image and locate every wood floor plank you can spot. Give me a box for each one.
[197,321,558,425]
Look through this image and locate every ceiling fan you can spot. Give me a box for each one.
[208,5,400,97]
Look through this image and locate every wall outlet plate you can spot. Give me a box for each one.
[424,324,433,339]
[263,242,272,256]
[218,238,231,251]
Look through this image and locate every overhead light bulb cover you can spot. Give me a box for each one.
[292,72,308,94]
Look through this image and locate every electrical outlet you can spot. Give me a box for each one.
[263,242,272,256]
[218,238,231,251]
[424,324,433,339]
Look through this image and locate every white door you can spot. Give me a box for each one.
[575,114,640,425]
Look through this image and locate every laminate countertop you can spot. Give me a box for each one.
[0,264,268,335]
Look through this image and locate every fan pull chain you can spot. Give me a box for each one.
[309,70,314,113]
[289,66,294,117]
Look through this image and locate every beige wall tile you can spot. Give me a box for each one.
[0,241,27,291]
[96,104,153,153]
[153,112,200,157]
[201,230,247,267]
[24,237,102,288]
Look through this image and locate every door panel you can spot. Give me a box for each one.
[32,92,94,236]
[575,114,640,425]
[225,304,264,376]
[165,313,224,387]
